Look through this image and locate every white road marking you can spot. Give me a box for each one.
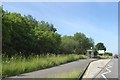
[101,65,112,80]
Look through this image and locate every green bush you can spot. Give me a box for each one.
[96,55,112,59]
[104,52,113,56]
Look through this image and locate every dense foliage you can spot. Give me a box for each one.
[95,42,106,51]
[2,10,94,56]
[61,33,94,54]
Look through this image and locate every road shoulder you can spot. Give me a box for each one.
[82,59,111,78]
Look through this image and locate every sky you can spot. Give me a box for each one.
[2,2,118,54]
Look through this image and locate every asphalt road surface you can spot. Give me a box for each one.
[8,59,95,78]
[95,59,118,80]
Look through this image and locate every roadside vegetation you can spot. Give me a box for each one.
[95,52,113,59]
[2,9,94,56]
[2,54,87,77]
[96,55,112,59]
[2,7,93,77]
[1,6,112,78]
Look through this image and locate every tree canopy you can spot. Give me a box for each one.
[2,10,61,56]
[95,42,106,51]
[2,10,95,56]
[60,32,94,54]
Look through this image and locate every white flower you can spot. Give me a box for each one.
[11,57,14,60]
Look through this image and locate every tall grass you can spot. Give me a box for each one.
[2,54,87,78]
[0,55,2,78]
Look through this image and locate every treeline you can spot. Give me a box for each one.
[2,10,94,56]
[61,34,94,54]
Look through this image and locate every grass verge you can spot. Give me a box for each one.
[96,55,112,59]
[2,54,87,78]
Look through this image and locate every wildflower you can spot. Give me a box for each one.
[37,55,39,57]
[7,61,10,64]
[11,57,14,60]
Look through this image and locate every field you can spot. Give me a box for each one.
[2,54,87,78]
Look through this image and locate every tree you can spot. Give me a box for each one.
[33,28,61,54]
[74,32,94,54]
[2,9,95,56]
[2,11,35,55]
[60,36,78,54]
[2,10,61,56]
[95,42,106,51]
[38,21,57,32]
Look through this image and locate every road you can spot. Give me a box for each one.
[82,59,111,79]
[95,59,118,80]
[7,59,95,78]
